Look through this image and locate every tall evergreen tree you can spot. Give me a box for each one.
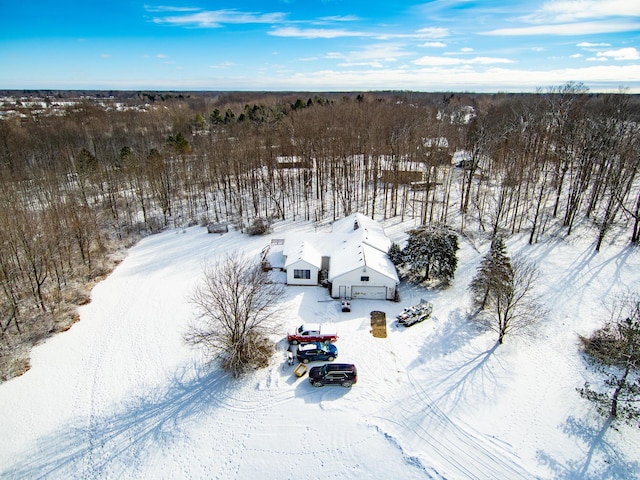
[388,242,405,266]
[469,236,512,311]
[403,225,459,285]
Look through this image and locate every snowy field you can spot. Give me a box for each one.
[1,216,639,479]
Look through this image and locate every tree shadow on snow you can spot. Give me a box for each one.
[536,416,639,480]
[428,342,501,409]
[409,309,502,410]
[409,308,488,365]
[525,240,636,311]
[2,364,235,479]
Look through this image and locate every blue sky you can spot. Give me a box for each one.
[1,1,639,92]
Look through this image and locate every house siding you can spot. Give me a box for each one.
[330,268,396,300]
[286,259,319,286]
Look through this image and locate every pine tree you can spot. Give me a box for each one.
[403,225,459,285]
[469,236,512,311]
[388,242,405,266]
[431,229,459,283]
[578,293,640,426]
[469,238,543,344]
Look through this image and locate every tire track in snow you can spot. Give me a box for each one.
[372,365,535,479]
[71,305,121,479]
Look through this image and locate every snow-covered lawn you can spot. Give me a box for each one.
[1,218,639,479]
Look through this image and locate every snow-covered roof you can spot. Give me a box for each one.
[331,213,391,253]
[423,136,449,148]
[283,213,398,282]
[328,240,399,282]
[283,236,323,269]
[362,243,399,281]
[452,150,472,163]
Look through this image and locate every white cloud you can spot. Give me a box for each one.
[415,27,450,39]
[268,63,640,93]
[337,61,384,68]
[358,43,411,61]
[570,53,583,58]
[460,47,474,53]
[318,15,360,23]
[28,63,640,93]
[470,57,514,65]
[524,1,640,23]
[483,21,640,36]
[596,47,640,60]
[153,9,286,28]
[420,42,447,48]
[413,55,514,66]
[577,42,611,48]
[144,5,200,13]
[270,27,365,38]
[487,2,640,38]
[270,26,450,41]
[413,56,461,66]
[326,43,412,65]
[208,62,235,69]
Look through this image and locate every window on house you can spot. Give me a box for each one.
[294,269,311,279]
[361,276,370,281]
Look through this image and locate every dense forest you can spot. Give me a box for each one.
[1,85,639,380]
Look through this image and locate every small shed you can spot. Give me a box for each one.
[207,223,228,234]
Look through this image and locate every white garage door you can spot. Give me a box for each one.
[351,286,387,299]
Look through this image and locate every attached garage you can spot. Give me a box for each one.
[350,286,387,300]
[329,239,399,301]
[281,213,400,301]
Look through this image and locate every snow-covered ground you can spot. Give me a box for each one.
[1,217,639,479]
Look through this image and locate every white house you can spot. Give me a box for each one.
[283,239,323,286]
[281,213,399,300]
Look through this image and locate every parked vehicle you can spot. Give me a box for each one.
[296,342,338,364]
[308,363,357,388]
[287,323,338,345]
[396,300,433,327]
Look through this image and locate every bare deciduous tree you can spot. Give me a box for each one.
[186,252,284,377]
[475,256,544,344]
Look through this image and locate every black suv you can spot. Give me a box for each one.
[308,363,357,388]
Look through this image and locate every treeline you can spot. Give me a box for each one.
[1,85,639,379]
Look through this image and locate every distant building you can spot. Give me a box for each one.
[206,223,228,234]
